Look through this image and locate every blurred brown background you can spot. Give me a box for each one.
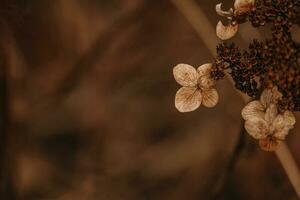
[0,0,300,199]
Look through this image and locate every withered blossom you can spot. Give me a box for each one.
[215,0,255,40]
[172,0,299,150]
[173,64,219,112]
[242,87,295,151]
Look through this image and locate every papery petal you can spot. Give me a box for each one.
[264,103,278,123]
[260,88,273,108]
[197,63,213,77]
[175,87,202,112]
[173,64,198,87]
[271,86,282,101]
[202,88,219,108]
[234,0,255,15]
[216,21,238,40]
[259,137,280,152]
[198,75,216,89]
[272,111,295,140]
[245,118,269,139]
[241,100,264,121]
[260,87,282,108]
[273,113,295,132]
[283,111,296,126]
[273,127,290,140]
[216,3,233,18]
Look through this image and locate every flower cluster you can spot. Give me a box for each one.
[172,0,299,151]
[242,87,295,151]
[173,64,219,112]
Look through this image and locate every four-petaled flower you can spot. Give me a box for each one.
[241,87,296,151]
[173,63,219,112]
[216,0,255,40]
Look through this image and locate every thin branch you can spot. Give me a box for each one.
[171,0,300,197]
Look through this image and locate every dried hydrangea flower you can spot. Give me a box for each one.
[216,21,239,41]
[242,87,296,151]
[173,64,219,112]
[215,0,255,40]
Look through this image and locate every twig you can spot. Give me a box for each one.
[171,0,300,197]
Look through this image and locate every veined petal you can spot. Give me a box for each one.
[216,21,238,40]
[234,0,255,15]
[173,64,198,87]
[202,88,219,108]
[216,3,233,18]
[260,87,282,108]
[260,88,273,108]
[273,114,295,133]
[197,63,213,77]
[175,87,202,112]
[264,103,278,123]
[244,118,269,139]
[198,75,216,89]
[283,111,296,126]
[241,100,264,121]
[259,137,280,152]
[274,127,290,140]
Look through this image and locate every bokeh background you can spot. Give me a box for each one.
[0,0,300,199]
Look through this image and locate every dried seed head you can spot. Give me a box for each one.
[216,21,238,40]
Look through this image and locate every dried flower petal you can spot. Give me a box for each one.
[216,3,233,18]
[173,64,198,87]
[197,63,213,77]
[264,103,278,123]
[273,127,290,140]
[234,0,255,15]
[198,75,216,89]
[202,88,219,108]
[283,111,296,126]
[259,137,280,152]
[260,87,282,108]
[175,87,202,112]
[216,21,238,40]
[260,88,273,108]
[245,117,269,139]
[241,100,264,121]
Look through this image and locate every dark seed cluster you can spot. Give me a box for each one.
[211,0,300,111]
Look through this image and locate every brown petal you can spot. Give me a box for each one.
[173,64,198,87]
[259,137,280,152]
[273,127,290,140]
[216,21,238,40]
[244,118,269,139]
[234,0,255,15]
[197,63,213,77]
[260,88,273,108]
[216,3,233,18]
[202,88,219,108]
[175,87,202,112]
[260,87,282,108]
[241,100,264,121]
[283,111,296,126]
[264,103,278,123]
[198,75,216,89]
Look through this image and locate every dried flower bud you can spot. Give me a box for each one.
[216,21,238,40]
